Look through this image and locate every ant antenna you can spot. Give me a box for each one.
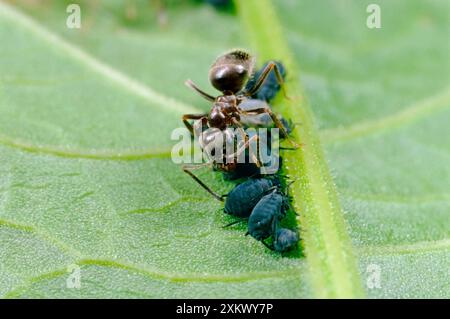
[185,79,216,102]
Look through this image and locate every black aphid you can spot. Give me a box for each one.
[246,188,299,252]
[224,177,280,218]
[247,189,289,241]
[272,228,299,252]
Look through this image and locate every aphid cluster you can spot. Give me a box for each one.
[181,49,299,253]
[224,177,298,252]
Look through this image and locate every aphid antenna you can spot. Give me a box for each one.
[286,180,296,189]
[279,146,297,150]
[261,240,275,251]
[276,173,289,180]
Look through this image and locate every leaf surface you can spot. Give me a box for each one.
[0,0,448,298]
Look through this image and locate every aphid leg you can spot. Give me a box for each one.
[241,108,299,149]
[261,240,275,251]
[279,146,298,150]
[245,61,289,99]
[185,79,216,102]
[182,114,208,135]
[182,164,224,202]
[222,220,245,228]
[231,118,262,167]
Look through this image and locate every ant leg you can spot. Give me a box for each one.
[185,79,216,102]
[182,114,208,136]
[231,118,262,167]
[224,133,260,168]
[245,61,288,99]
[241,108,299,149]
[182,164,224,202]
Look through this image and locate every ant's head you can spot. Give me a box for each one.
[209,49,255,94]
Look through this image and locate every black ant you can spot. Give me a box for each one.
[182,49,295,143]
[182,50,298,197]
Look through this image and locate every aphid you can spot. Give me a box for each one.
[224,177,280,218]
[246,189,290,241]
[246,189,299,252]
[272,228,299,252]
[221,155,282,181]
[181,49,298,192]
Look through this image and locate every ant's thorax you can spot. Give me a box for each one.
[208,94,247,129]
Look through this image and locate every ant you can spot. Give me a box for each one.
[182,50,299,197]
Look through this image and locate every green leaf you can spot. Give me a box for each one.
[0,0,308,298]
[266,0,449,298]
[238,0,365,298]
[0,0,449,299]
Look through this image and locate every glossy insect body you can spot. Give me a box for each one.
[273,228,299,252]
[224,177,280,217]
[247,189,289,241]
[183,49,297,146]
[196,126,263,174]
[182,50,298,195]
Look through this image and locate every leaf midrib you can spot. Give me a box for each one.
[237,0,365,298]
